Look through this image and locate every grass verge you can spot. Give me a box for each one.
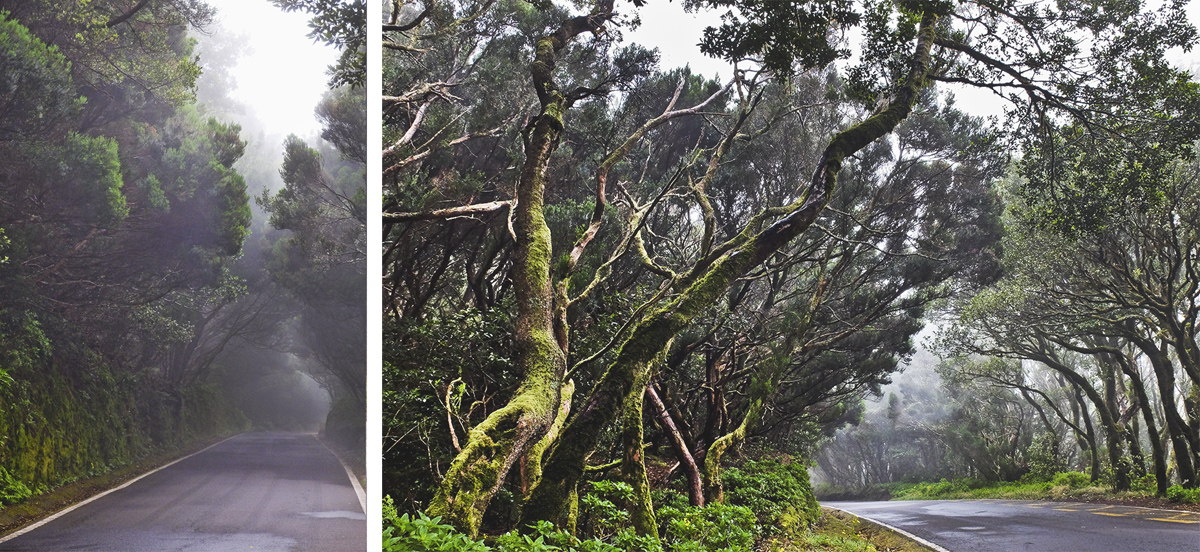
[766,507,936,552]
[818,473,1200,513]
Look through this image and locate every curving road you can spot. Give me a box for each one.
[0,432,366,552]
[825,499,1200,552]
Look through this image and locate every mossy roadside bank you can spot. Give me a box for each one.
[0,431,241,538]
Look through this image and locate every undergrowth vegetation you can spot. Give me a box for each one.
[384,459,823,551]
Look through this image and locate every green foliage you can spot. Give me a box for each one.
[56,132,128,225]
[495,520,624,552]
[690,0,861,74]
[722,460,820,537]
[0,308,247,497]
[1049,471,1090,489]
[0,10,82,140]
[1130,474,1157,494]
[383,305,517,508]
[579,480,635,539]
[383,496,622,552]
[657,502,756,552]
[0,466,32,506]
[916,478,982,497]
[1165,485,1200,504]
[1024,435,1066,483]
[316,86,366,164]
[383,511,490,552]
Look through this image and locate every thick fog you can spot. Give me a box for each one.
[187,2,358,433]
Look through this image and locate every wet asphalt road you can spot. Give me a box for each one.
[825,499,1200,552]
[0,432,365,552]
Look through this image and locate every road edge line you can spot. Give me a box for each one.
[0,433,243,545]
[315,434,367,514]
[823,505,953,552]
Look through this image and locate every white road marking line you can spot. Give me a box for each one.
[315,434,367,514]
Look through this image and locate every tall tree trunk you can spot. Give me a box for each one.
[522,12,941,528]
[1100,354,1131,490]
[1073,387,1102,481]
[1131,335,1198,486]
[1033,345,1124,486]
[425,4,615,534]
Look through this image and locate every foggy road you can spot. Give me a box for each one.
[825,499,1200,552]
[0,432,366,552]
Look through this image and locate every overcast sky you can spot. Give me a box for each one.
[626,1,1200,121]
[201,0,339,138]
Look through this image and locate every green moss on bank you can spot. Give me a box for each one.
[0,432,235,536]
[0,310,248,512]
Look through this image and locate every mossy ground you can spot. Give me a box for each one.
[0,432,238,537]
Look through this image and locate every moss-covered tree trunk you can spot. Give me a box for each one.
[521,12,941,528]
[703,396,764,504]
[620,372,659,541]
[425,4,615,535]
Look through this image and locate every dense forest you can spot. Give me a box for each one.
[384,0,1199,549]
[816,156,1200,497]
[0,0,365,509]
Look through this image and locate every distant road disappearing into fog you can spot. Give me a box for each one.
[825,499,1200,552]
[0,432,366,552]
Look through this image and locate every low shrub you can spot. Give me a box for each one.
[579,480,635,540]
[658,502,756,552]
[494,520,623,552]
[722,460,819,537]
[1130,473,1156,494]
[1050,471,1090,489]
[382,496,627,552]
[382,510,489,552]
[1165,485,1200,504]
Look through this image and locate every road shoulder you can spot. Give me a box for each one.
[812,506,944,552]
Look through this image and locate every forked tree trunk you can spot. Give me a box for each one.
[425,4,615,534]
[424,105,568,534]
[521,12,941,529]
[703,395,764,504]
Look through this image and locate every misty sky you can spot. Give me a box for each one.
[626,2,1200,121]
[202,0,339,138]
